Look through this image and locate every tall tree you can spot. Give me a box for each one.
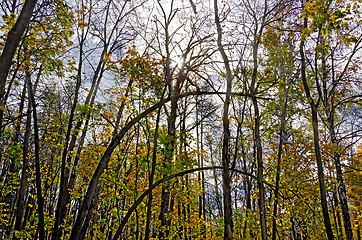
[299,2,334,238]
[214,0,233,238]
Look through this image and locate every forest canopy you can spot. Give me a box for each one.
[0,0,361,239]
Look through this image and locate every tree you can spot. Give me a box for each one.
[300,7,335,239]
[214,0,234,238]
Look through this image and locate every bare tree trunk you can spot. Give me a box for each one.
[241,125,255,239]
[250,24,268,240]
[332,148,353,240]
[53,12,111,237]
[208,137,222,218]
[78,186,100,240]
[61,56,106,217]
[214,0,233,238]
[158,36,189,240]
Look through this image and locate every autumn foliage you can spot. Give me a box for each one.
[0,0,361,239]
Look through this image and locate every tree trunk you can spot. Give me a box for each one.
[158,95,177,239]
[300,16,334,240]
[250,23,268,240]
[329,127,353,240]
[323,54,353,240]
[214,0,233,238]
[272,85,289,240]
[26,69,45,240]
[252,97,268,240]
[145,89,164,240]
